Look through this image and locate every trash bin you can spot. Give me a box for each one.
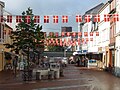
[48,70,54,79]
[36,72,41,80]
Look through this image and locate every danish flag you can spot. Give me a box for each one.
[0,15,3,23]
[84,32,88,37]
[34,16,40,23]
[55,32,59,37]
[16,16,22,23]
[7,15,12,23]
[73,39,77,46]
[55,39,59,46]
[94,14,100,22]
[104,14,110,22]
[113,14,119,22]
[90,38,93,41]
[49,39,51,45]
[82,38,84,42]
[63,39,67,46]
[72,32,76,37]
[76,15,82,22]
[86,38,89,42]
[61,32,65,37]
[60,39,63,46]
[85,15,91,22]
[44,16,49,23]
[25,15,31,23]
[90,32,93,36]
[51,38,54,43]
[96,32,99,36]
[53,16,58,23]
[62,16,68,23]
[49,32,54,37]
[78,32,82,37]
[67,32,70,36]
[67,38,71,46]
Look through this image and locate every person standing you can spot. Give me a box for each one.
[76,57,80,67]
[13,56,18,76]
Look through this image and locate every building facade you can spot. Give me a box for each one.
[0,1,5,71]
[98,2,110,69]
[114,0,120,76]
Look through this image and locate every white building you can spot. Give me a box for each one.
[3,10,16,30]
[0,1,5,71]
[98,2,110,69]
[114,0,120,77]
[81,3,104,54]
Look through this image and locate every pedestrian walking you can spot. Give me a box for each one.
[76,58,80,67]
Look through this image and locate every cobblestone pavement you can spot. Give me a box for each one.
[0,65,120,90]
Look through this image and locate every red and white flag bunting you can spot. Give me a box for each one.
[94,14,100,22]
[78,32,82,36]
[85,15,91,22]
[16,16,22,23]
[34,16,40,23]
[46,32,99,37]
[55,32,59,37]
[113,14,119,22]
[84,32,88,37]
[82,38,84,42]
[53,16,58,23]
[73,32,76,37]
[96,32,99,36]
[90,32,93,36]
[61,32,65,37]
[44,16,49,23]
[45,37,97,46]
[7,15,12,23]
[49,32,54,37]
[76,15,82,22]
[90,38,93,41]
[67,32,70,36]
[60,39,63,46]
[1,14,120,23]
[62,16,68,23]
[25,16,31,23]
[104,14,110,22]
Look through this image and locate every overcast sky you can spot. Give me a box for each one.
[1,0,107,32]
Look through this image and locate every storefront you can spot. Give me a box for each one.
[109,44,115,73]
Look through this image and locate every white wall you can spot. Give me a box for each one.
[82,21,92,52]
[114,0,120,76]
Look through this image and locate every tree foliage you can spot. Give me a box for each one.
[4,8,44,65]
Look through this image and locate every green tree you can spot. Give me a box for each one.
[4,8,44,67]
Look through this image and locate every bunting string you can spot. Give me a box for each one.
[0,14,119,23]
